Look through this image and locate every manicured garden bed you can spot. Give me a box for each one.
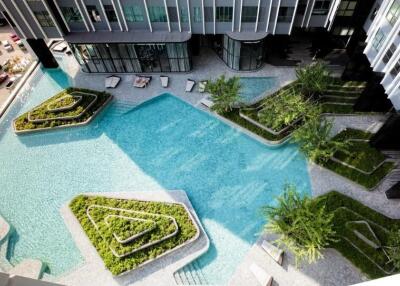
[13,87,112,133]
[219,109,292,142]
[319,129,395,189]
[317,191,400,278]
[70,195,199,275]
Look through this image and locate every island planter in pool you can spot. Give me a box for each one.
[13,87,113,135]
[69,195,201,276]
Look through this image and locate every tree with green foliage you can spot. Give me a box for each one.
[206,75,241,113]
[262,185,337,265]
[292,112,349,163]
[296,62,331,96]
[386,229,400,271]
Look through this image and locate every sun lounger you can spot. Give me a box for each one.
[261,240,283,265]
[198,81,208,93]
[105,75,121,88]
[160,75,169,88]
[250,263,273,286]
[200,96,214,108]
[133,76,152,88]
[186,79,195,92]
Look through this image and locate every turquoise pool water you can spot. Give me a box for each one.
[0,67,310,284]
[239,77,277,104]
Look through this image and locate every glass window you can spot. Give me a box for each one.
[216,7,233,22]
[372,29,386,51]
[277,7,294,23]
[103,5,117,22]
[337,1,357,17]
[193,7,202,22]
[390,61,400,77]
[386,0,400,26]
[312,0,331,15]
[123,5,144,22]
[167,7,178,22]
[204,7,213,22]
[148,6,167,22]
[33,11,55,27]
[242,6,258,22]
[332,26,354,36]
[86,5,101,22]
[383,44,397,64]
[60,6,83,23]
[71,42,191,73]
[180,7,188,22]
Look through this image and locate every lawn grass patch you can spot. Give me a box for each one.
[321,159,394,189]
[318,129,395,189]
[316,191,400,278]
[70,195,199,275]
[14,87,112,133]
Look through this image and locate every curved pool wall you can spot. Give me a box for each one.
[0,65,311,284]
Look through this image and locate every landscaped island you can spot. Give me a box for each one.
[13,87,112,134]
[69,195,199,275]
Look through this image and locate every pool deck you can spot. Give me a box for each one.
[229,234,367,286]
[56,190,209,286]
[57,48,296,108]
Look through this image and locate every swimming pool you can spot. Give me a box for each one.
[239,77,278,104]
[0,67,310,284]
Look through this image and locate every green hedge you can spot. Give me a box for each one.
[70,195,198,275]
[316,191,400,278]
[219,109,292,142]
[14,87,111,131]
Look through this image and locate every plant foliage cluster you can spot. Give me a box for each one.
[14,88,111,131]
[263,185,337,265]
[206,75,241,113]
[70,195,198,275]
[257,88,312,131]
[296,62,332,96]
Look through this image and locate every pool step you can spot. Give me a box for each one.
[108,101,138,115]
[174,260,208,285]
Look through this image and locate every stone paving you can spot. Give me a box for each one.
[229,234,367,286]
[58,48,296,108]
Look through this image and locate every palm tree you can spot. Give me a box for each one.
[296,62,331,97]
[206,75,241,113]
[262,185,337,265]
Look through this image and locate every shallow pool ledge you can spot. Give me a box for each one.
[56,190,209,286]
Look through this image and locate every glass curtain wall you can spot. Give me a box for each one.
[70,42,191,73]
[221,35,263,71]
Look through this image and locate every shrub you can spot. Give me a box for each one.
[292,114,349,163]
[296,62,331,96]
[262,185,337,265]
[206,75,241,113]
[386,229,400,271]
[257,89,309,131]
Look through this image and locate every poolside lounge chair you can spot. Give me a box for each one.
[186,79,195,92]
[200,96,214,108]
[160,75,169,88]
[133,76,152,88]
[250,263,273,286]
[105,75,121,88]
[198,80,208,93]
[261,240,283,265]
[53,42,68,53]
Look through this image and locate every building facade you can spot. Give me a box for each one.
[0,0,350,74]
[364,0,400,110]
